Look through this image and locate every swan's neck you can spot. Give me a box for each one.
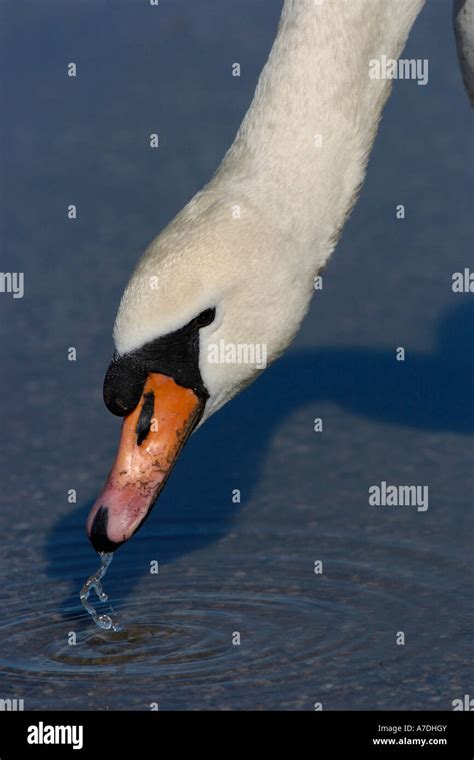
[213,0,424,264]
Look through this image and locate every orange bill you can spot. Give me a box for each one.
[86,373,204,552]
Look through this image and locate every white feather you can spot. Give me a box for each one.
[113,0,425,422]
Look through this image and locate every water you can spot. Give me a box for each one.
[80,553,122,632]
[0,0,472,710]
[0,529,471,709]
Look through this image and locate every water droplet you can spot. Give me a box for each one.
[80,552,122,632]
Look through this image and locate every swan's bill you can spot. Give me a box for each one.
[86,373,204,552]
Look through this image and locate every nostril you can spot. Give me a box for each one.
[135,391,155,446]
[89,506,122,553]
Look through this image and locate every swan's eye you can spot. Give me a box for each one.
[194,307,216,328]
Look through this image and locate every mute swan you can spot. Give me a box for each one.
[87,0,472,552]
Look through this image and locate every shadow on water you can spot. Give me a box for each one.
[45,300,474,619]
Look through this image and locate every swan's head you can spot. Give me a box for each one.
[86,195,310,552]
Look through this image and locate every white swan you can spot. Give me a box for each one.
[86,0,469,551]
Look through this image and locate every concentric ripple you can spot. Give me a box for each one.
[1,589,355,679]
[0,530,470,710]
